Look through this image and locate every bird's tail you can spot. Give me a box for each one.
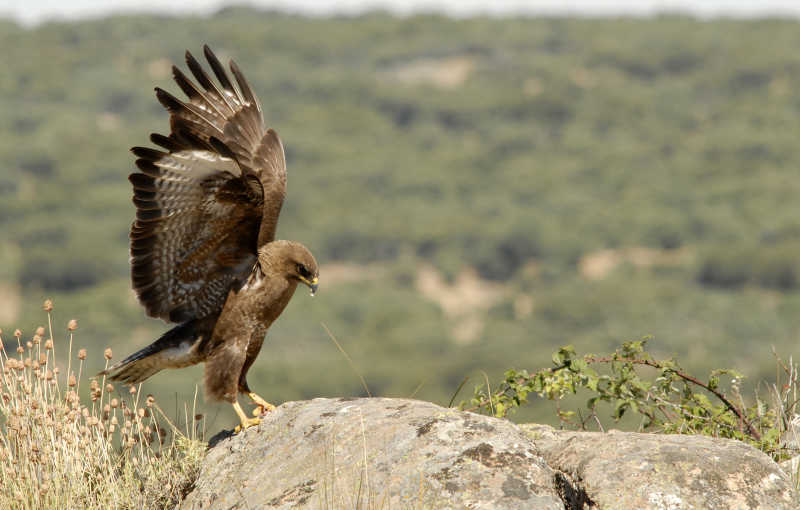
[99,320,202,385]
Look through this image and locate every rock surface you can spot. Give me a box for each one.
[522,424,797,510]
[180,397,564,509]
[179,398,798,510]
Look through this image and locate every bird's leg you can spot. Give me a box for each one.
[247,392,276,417]
[233,400,261,433]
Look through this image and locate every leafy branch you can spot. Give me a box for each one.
[461,340,797,459]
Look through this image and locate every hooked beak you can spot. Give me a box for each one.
[302,276,319,296]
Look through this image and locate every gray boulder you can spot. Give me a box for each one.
[179,398,798,510]
[180,397,564,509]
[522,424,797,510]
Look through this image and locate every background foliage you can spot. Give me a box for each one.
[2,10,800,432]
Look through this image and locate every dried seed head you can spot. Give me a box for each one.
[35,326,45,337]
[77,349,86,360]
[105,383,114,393]
[110,398,119,409]
[39,354,47,364]
[104,348,112,360]
[67,320,78,331]
[90,380,99,391]
[103,404,110,414]
[24,358,31,368]
[43,299,53,312]
[16,346,23,355]
[32,335,41,345]
[129,385,136,395]
[44,339,53,350]
[137,408,145,418]
[195,414,204,421]
[146,395,155,407]
[26,341,32,349]
[14,329,21,338]
[68,374,76,387]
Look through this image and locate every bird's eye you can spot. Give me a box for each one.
[296,264,308,277]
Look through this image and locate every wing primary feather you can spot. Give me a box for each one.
[132,188,157,201]
[173,127,214,152]
[131,146,166,161]
[173,66,228,121]
[155,87,185,113]
[203,45,238,100]
[135,208,163,222]
[184,50,217,98]
[172,65,203,102]
[186,49,236,115]
[132,196,159,210]
[133,159,162,177]
[209,136,238,162]
[229,60,262,116]
[129,173,157,192]
[150,133,184,152]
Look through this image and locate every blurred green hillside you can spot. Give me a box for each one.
[2,10,800,431]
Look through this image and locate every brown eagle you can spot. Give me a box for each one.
[102,45,319,432]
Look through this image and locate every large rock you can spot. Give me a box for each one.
[180,397,564,509]
[179,398,798,510]
[522,424,797,510]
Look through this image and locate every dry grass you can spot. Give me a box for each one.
[767,351,800,488]
[0,300,205,509]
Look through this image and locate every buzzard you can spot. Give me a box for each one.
[102,45,319,432]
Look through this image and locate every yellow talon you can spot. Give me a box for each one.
[247,392,276,415]
[233,401,261,433]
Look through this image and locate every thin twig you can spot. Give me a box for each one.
[447,376,469,408]
[585,355,761,441]
[321,322,371,398]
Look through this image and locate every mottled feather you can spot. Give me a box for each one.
[129,45,287,322]
[107,47,319,420]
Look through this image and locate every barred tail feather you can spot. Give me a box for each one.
[100,320,205,385]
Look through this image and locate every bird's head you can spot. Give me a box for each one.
[259,240,319,295]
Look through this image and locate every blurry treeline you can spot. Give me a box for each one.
[1,10,800,430]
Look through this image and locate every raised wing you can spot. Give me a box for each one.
[129,46,287,323]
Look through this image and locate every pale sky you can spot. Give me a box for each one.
[3,0,800,26]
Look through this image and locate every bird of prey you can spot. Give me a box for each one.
[102,45,319,432]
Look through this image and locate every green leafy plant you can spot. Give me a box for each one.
[462,339,799,463]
